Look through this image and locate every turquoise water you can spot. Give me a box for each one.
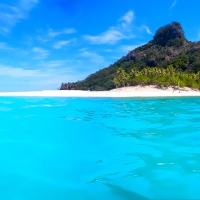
[0,97,200,199]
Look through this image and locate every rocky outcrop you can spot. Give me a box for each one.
[59,82,76,90]
[153,22,185,46]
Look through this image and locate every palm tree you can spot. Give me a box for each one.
[113,77,120,88]
[166,65,176,77]
[116,67,128,87]
[130,68,139,77]
[196,71,200,80]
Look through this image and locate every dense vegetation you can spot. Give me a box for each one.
[59,22,200,91]
[113,66,200,89]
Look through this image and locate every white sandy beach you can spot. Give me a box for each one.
[0,86,199,97]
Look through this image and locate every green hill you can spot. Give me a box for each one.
[59,22,200,90]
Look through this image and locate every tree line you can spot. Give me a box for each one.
[113,66,200,89]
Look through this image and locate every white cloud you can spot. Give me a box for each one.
[0,27,9,34]
[48,28,76,37]
[119,10,134,27]
[20,0,38,10]
[39,60,67,68]
[80,50,104,63]
[0,0,38,34]
[170,0,177,9]
[0,62,88,91]
[120,44,142,53]
[0,64,41,77]
[142,25,152,35]
[0,61,79,80]
[53,40,70,49]
[84,10,135,45]
[104,49,113,52]
[37,35,48,43]
[32,47,49,59]
[84,10,152,45]
[84,29,127,45]
[37,28,76,44]
[0,42,15,50]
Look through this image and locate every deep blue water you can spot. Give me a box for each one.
[0,97,200,200]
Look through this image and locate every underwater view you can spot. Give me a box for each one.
[0,97,200,200]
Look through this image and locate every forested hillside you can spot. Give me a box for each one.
[59,22,200,90]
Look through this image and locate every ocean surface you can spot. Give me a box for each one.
[0,97,200,200]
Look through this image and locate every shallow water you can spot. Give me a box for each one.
[0,97,200,199]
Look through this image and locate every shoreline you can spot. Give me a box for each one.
[0,86,200,98]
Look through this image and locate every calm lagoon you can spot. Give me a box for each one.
[0,97,200,200]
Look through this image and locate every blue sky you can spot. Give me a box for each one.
[0,0,200,91]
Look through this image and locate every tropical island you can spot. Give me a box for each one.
[59,22,200,91]
[1,22,200,97]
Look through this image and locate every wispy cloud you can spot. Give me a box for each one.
[0,61,79,79]
[37,35,48,43]
[84,10,135,45]
[119,10,134,27]
[142,25,152,35]
[39,60,67,68]
[84,29,128,45]
[37,28,76,44]
[80,50,104,63]
[20,0,38,9]
[0,42,15,50]
[48,28,76,37]
[0,62,88,91]
[32,47,49,59]
[0,64,41,77]
[170,0,177,9]
[0,0,38,34]
[53,40,70,49]
[120,44,143,53]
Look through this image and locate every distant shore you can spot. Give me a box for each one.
[0,86,200,97]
